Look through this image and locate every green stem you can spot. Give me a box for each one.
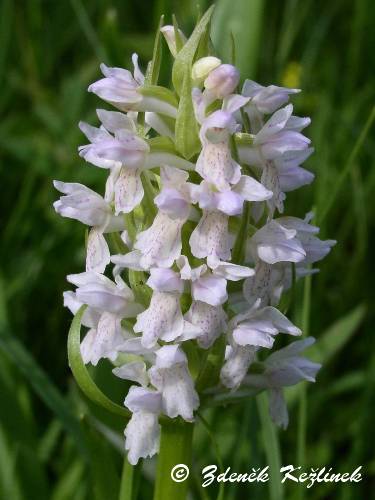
[141,171,157,224]
[195,335,226,393]
[119,458,136,500]
[231,201,251,265]
[153,419,194,500]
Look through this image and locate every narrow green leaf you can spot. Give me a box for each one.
[285,304,366,406]
[119,458,141,500]
[324,371,365,397]
[319,106,375,223]
[172,14,185,53]
[197,412,225,500]
[172,5,215,95]
[89,415,124,454]
[148,135,177,154]
[311,304,366,364]
[85,425,119,500]
[0,324,87,457]
[257,392,283,500]
[139,84,178,108]
[70,0,108,61]
[296,272,312,500]
[15,445,49,500]
[0,425,23,500]
[38,420,63,463]
[145,15,164,85]
[67,306,131,420]
[0,0,13,91]
[195,16,213,61]
[211,0,264,77]
[175,67,200,159]
[51,459,86,500]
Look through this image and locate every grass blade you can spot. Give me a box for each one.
[70,0,107,61]
[319,106,375,223]
[0,321,87,457]
[211,0,264,77]
[296,271,312,500]
[257,392,283,500]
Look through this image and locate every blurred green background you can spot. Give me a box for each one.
[0,0,374,499]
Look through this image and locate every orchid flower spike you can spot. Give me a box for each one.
[55,9,336,468]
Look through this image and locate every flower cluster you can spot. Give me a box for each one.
[54,20,335,465]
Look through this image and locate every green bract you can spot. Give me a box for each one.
[67,306,131,419]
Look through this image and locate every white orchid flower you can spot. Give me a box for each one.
[88,53,177,117]
[185,300,227,349]
[196,110,241,191]
[276,214,336,264]
[249,219,307,264]
[244,337,321,428]
[230,300,301,350]
[65,271,142,365]
[242,79,300,133]
[178,255,254,307]
[241,105,311,165]
[220,344,257,390]
[148,345,199,421]
[188,170,272,261]
[124,386,162,465]
[53,181,125,273]
[242,79,300,115]
[112,167,194,270]
[220,299,301,389]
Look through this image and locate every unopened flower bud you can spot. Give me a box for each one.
[160,25,187,57]
[204,64,240,99]
[192,56,221,82]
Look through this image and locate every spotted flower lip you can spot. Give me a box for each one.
[123,386,161,465]
[55,22,335,466]
[148,345,200,421]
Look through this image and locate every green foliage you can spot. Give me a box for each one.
[172,5,214,94]
[175,67,200,158]
[173,6,214,158]
[67,306,131,419]
[0,0,374,499]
